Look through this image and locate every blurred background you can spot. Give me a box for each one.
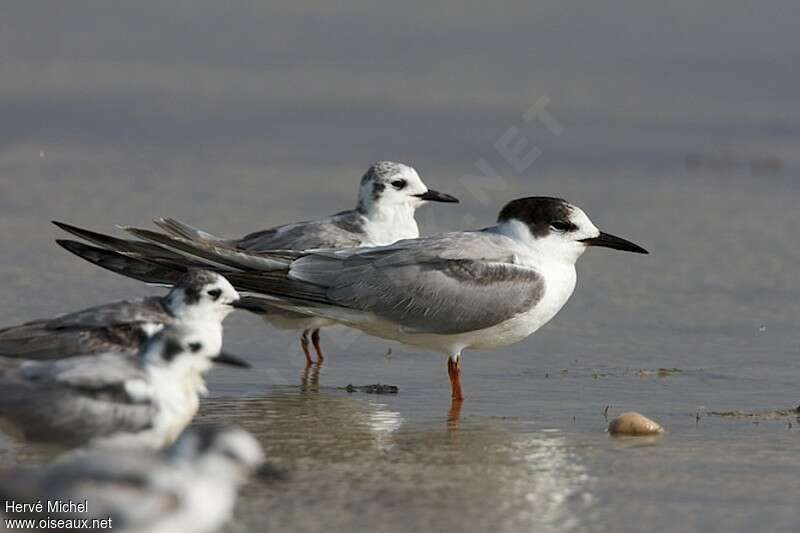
[1,3,798,531]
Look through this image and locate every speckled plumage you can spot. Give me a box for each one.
[0,426,264,533]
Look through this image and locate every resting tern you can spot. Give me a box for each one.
[0,324,249,448]
[0,425,268,533]
[0,270,240,360]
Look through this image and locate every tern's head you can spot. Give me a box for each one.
[140,325,249,375]
[169,425,265,483]
[166,270,240,321]
[356,161,458,214]
[497,197,648,264]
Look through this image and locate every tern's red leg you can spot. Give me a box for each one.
[311,329,325,363]
[300,329,314,366]
[447,354,464,401]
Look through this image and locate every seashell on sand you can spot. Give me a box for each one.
[608,411,664,436]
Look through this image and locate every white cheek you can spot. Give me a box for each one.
[570,209,600,239]
[405,179,426,194]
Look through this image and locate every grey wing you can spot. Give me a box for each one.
[234,211,366,251]
[0,454,179,527]
[0,384,157,446]
[0,298,169,359]
[46,297,172,329]
[240,232,546,334]
[0,358,155,445]
[328,259,545,334]
[19,353,148,387]
[0,325,144,359]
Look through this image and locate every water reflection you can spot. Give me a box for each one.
[299,363,321,393]
[200,391,594,532]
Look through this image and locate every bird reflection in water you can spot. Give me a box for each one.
[300,362,321,393]
[200,392,594,532]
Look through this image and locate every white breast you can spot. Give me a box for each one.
[361,207,420,245]
[95,367,202,449]
[150,367,203,446]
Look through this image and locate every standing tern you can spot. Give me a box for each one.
[0,270,240,360]
[0,425,268,533]
[52,196,647,402]
[0,323,249,448]
[55,161,458,366]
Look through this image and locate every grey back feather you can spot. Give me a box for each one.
[0,449,179,528]
[286,231,546,334]
[232,210,367,252]
[45,297,172,329]
[0,355,155,445]
[0,297,172,359]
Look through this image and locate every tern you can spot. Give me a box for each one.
[55,161,458,365]
[0,425,268,533]
[0,270,240,360]
[52,197,647,401]
[0,323,250,448]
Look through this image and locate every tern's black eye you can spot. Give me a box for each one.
[189,342,203,353]
[391,179,407,190]
[207,288,222,300]
[550,220,576,232]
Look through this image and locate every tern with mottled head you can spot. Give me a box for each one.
[0,425,270,533]
[0,270,239,360]
[0,323,249,449]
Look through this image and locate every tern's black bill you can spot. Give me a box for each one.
[414,189,459,203]
[580,232,649,254]
[214,351,251,368]
[231,298,269,314]
[255,463,289,481]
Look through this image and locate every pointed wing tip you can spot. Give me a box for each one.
[55,238,80,248]
[55,239,97,255]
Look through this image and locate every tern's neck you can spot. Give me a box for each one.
[493,220,579,322]
[358,202,420,245]
[149,348,216,400]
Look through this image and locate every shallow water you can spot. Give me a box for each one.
[2,1,800,531]
[1,145,799,533]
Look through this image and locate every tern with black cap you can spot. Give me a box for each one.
[222,196,648,401]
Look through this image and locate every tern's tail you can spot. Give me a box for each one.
[122,227,294,271]
[153,217,225,244]
[56,240,189,286]
[54,220,296,272]
[54,224,355,324]
[53,221,301,302]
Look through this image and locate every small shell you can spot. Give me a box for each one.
[608,412,664,436]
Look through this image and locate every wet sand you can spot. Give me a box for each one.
[2,1,799,528]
